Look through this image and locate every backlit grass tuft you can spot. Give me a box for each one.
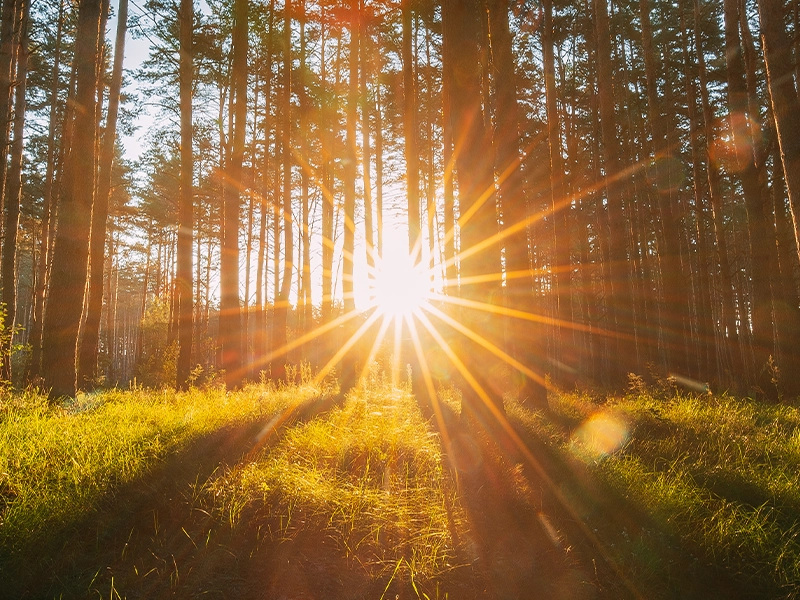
[0,382,318,554]
[509,387,800,597]
[211,383,464,587]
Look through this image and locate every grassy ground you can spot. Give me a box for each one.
[2,376,797,598]
[508,378,800,599]
[0,382,316,555]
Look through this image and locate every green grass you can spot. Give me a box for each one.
[5,374,798,598]
[509,384,800,597]
[210,383,465,589]
[0,380,467,598]
[0,382,318,554]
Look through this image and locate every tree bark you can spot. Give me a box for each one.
[640,0,691,376]
[176,0,193,388]
[272,0,293,381]
[592,0,636,383]
[361,0,374,273]
[320,13,334,324]
[0,0,20,221]
[78,0,129,388]
[723,0,775,392]
[41,0,103,399]
[402,0,420,257]
[541,0,571,382]
[443,0,503,414]
[757,0,800,266]
[221,0,248,387]
[27,0,65,380]
[0,0,28,381]
[299,0,312,338]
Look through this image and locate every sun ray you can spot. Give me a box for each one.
[356,314,393,386]
[392,314,402,386]
[413,310,506,424]
[237,307,364,380]
[440,139,660,279]
[422,303,549,388]
[412,310,644,599]
[405,313,455,462]
[436,294,635,341]
[439,266,576,290]
[313,309,383,385]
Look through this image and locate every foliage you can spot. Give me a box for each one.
[134,297,176,387]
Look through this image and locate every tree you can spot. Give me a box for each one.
[41,0,104,398]
[443,0,503,414]
[78,0,129,387]
[757,0,800,265]
[0,0,29,380]
[272,0,293,380]
[176,0,193,388]
[722,0,774,391]
[592,0,636,382]
[220,0,248,387]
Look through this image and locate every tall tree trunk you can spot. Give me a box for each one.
[723,0,775,393]
[487,0,547,403]
[360,0,374,272]
[374,56,384,260]
[320,15,334,324]
[176,0,193,388]
[592,0,636,383]
[78,0,128,388]
[338,0,359,393]
[0,0,20,221]
[402,0,420,257]
[693,0,741,380]
[679,1,716,380]
[299,0,312,338]
[41,0,103,399]
[272,0,293,380]
[441,16,455,286]
[423,14,435,269]
[757,0,800,265]
[640,0,691,376]
[28,0,64,380]
[443,0,503,414]
[221,0,247,387]
[541,0,572,381]
[770,139,800,391]
[0,0,28,381]
[255,0,275,368]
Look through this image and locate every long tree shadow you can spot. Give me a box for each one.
[2,392,341,600]
[428,400,614,600]
[497,401,761,600]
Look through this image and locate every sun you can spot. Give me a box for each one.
[370,252,432,318]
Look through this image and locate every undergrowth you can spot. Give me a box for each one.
[210,383,464,589]
[0,382,317,555]
[509,383,800,598]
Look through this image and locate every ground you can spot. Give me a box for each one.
[1,382,795,599]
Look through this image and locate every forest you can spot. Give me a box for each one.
[2,0,800,596]
[0,0,798,402]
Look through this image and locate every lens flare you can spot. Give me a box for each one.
[571,412,629,459]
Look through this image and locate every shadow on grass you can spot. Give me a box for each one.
[1,392,342,600]
[499,403,770,600]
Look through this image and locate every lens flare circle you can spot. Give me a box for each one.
[370,253,431,318]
